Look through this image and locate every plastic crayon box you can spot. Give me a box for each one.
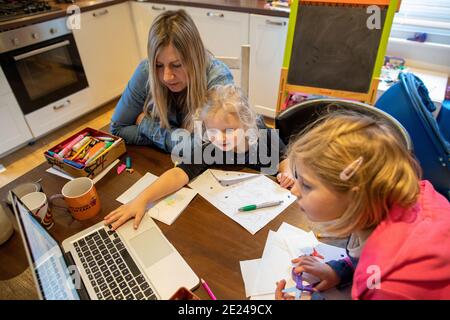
[44,127,126,179]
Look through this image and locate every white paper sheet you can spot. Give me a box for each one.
[249,231,294,296]
[45,159,119,184]
[209,169,259,186]
[239,259,261,298]
[116,172,158,204]
[241,223,351,300]
[46,167,74,180]
[116,172,198,225]
[189,169,296,234]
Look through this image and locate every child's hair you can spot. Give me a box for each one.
[200,84,258,132]
[288,110,421,236]
[144,9,209,131]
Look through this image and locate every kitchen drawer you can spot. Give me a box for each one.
[25,88,94,138]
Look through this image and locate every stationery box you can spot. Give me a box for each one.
[44,127,126,179]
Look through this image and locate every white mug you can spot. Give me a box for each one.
[21,192,54,229]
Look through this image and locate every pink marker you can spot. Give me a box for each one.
[201,278,217,300]
[58,134,87,158]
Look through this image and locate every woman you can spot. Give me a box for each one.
[110,9,234,152]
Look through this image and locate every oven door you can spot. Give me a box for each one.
[0,33,88,115]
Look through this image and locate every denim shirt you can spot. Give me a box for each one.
[110,56,234,152]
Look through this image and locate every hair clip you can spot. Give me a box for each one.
[339,156,363,181]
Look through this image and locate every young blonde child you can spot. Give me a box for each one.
[105,84,294,230]
[276,111,450,300]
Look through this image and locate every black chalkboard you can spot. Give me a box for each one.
[287,3,387,93]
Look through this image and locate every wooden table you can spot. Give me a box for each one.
[0,143,343,300]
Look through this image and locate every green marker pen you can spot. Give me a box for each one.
[238,200,284,212]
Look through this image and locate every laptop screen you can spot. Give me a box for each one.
[13,194,80,300]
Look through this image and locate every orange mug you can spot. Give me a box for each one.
[50,177,101,220]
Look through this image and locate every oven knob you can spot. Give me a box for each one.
[32,33,39,40]
[50,28,57,35]
[10,38,20,46]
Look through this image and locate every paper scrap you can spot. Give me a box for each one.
[116,172,197,225]
[189,170,296,234]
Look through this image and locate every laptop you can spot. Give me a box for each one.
[11,191,199,300]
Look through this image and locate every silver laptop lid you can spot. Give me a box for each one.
[11,192,80,300]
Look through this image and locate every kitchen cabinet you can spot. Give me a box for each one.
[183,6,249,85]
[131,2,249,85]
[130,2,181,60]
[249,14,288,118]
[0,69,33,156]
[182,6,249,58]
[73,2,140,108]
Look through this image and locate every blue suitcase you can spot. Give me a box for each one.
[376,73,450,200]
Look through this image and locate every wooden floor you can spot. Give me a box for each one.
[0,99,118,189]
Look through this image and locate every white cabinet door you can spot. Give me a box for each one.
[183,7,249,57]
[0,92,33,156]
[130,2,180,60]
[249,14,288,118]
[73,2,140,107]
[184,6,249,85]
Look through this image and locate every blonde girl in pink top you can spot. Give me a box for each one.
[276,111,450,300]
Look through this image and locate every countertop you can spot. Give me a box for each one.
[0,0,289,32]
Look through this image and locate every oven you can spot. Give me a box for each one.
[0,17,88,115]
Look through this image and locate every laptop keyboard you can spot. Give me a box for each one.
[36,256,69,300]
[73,227,158,300]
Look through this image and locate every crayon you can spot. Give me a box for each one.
[72,136,91,152]
[95,136,115,141]
[85,141,113,166]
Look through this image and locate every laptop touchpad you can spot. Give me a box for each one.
[129,228,173,268]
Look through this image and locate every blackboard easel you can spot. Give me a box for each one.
[276,0,400,113]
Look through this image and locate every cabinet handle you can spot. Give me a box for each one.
[206,12,224,18]
[265,19,287,26]
[53,100,71,111]
[93,9,109,17]
[151,6,166,11]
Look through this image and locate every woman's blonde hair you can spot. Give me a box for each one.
[288,110,421,237]
[144,9,209,131]
[200,84,258,132]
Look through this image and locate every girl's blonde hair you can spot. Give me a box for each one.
[200,84,258,132]
[144,9,209,131]
[288,110,421,237]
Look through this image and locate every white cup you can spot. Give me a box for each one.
[6,181,42,205]
[21,192,54,229]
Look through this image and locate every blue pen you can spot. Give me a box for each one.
[63,159,84,169]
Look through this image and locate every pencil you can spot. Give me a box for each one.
[200,278,217,300]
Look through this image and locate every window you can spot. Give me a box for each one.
[391,0,450,45]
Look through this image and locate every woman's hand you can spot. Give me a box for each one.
[275,279,295,300]
[135,112,146,125]
[277,172,295,189]
[292,256,341,291]
[104,197,148,230]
